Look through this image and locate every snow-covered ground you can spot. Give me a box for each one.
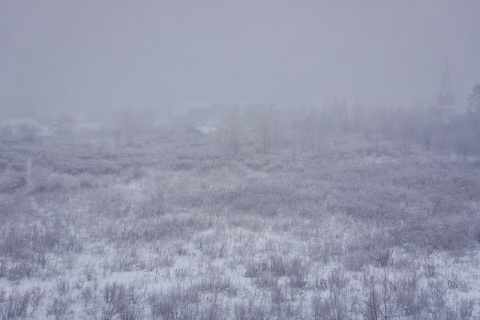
[0,134,479,319]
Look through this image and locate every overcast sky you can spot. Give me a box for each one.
[1,0,480,118]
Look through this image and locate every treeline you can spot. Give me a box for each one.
[219,85,480,160]
[2,85,479,161]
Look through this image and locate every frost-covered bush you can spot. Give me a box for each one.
[6,262,37,282]
[312,291,349,320]
[46,298,69,320]
[0,169,26,194]
[0,288,43,320]
[101,282,144,320]
[0,216,81,282]
[234,298,271,320]
[105,248,145,273]
[326,268,350,291]
[286,258,310,289]
[27,166,64,195]
[149,285,200,320]
[197,271,237,297]
[203,182,300,217]
[244,255,287,283]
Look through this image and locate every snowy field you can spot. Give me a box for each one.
[1,134,480,319]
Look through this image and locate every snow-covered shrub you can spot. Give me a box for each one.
[46,298,69,320]
[90,189,132,218]
[208,183,292,217]
[149,285,200,320]
[0,288,43,320]
[326,268,350,291]
[344,249,372,272]
[198,303,225,320]
[269,254,287,277]
[6,262,36,282]
[55,278,70,296]
[106,248,145,273]
[457,298,475,320]
[27,166,64,195]
[136,189,165,218]
[234,298,271,320]
[0,169,26,194]
[197,271,237,297]
[391,273,423,317]
[120,165,145,183]
[195,232,227,259]
[424,264,436,278]
[286,258,310,289]
[0,260,5,278]
[244,255,287,287]
[361,269,417,320]
[254,272,278,289]
[102,282,144,320]
[1,291,30,319]
[312,291,349,320]
[0,216,80,282]
[80,285,95,309]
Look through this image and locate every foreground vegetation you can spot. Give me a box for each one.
[1,130,480,319]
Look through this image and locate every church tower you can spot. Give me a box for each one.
[435,62,455,121]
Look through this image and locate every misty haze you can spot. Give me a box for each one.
[1,1,480,319]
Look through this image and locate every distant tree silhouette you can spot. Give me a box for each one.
[467,84,480,115]
[467,84,480,155]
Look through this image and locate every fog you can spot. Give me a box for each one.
[1,0,480,117]
[4,2,480,317]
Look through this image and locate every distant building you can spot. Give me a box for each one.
[433,62,455,122]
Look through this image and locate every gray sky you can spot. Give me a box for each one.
[1,0,480,117]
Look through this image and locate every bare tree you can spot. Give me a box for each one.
[246,105,275,154]
[467,84,480,115]
[467,84,480,154]
[397,109,417,158]
[452,117,472,162]
[226,106,241,155]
